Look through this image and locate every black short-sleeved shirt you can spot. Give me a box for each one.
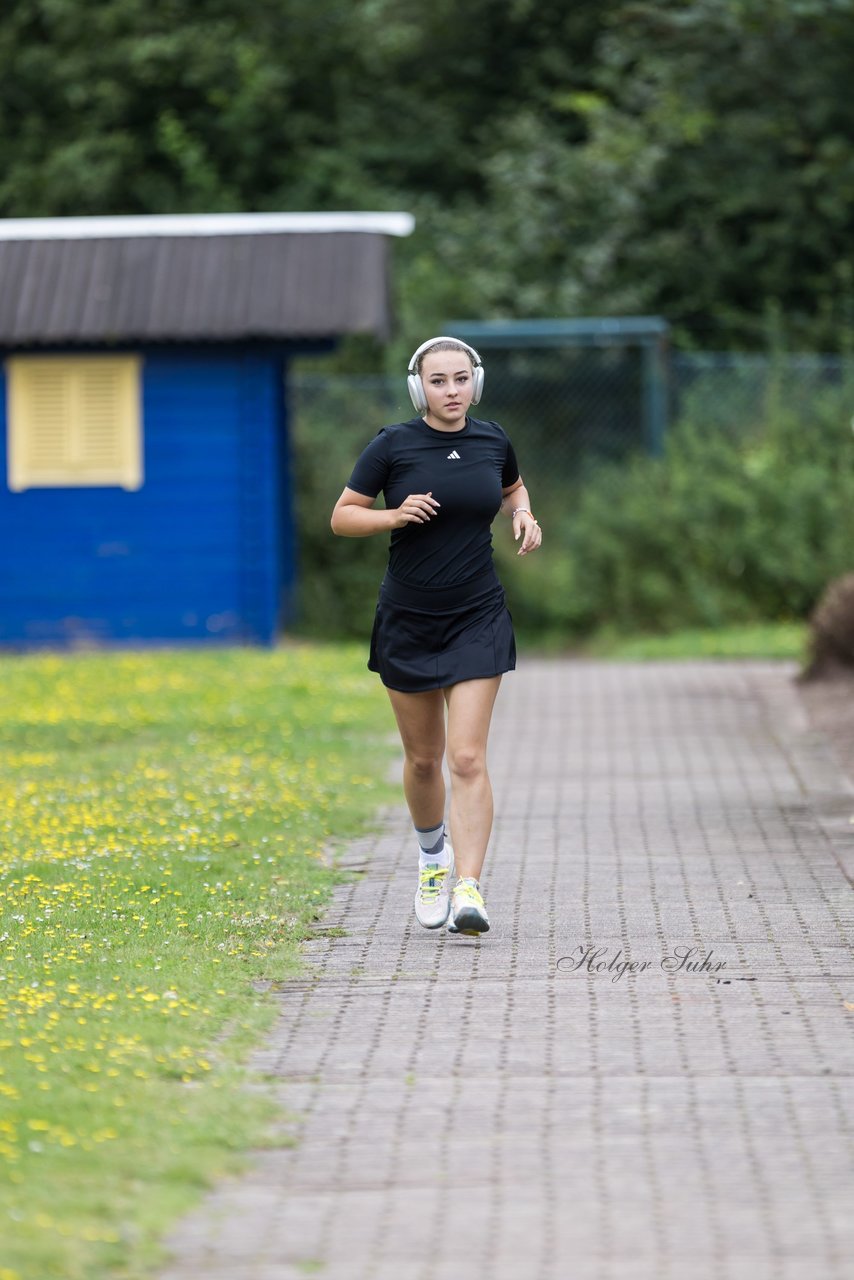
[346,415,520,588]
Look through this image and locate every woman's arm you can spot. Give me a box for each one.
[330,487,441,536]
[331,488,394,537]
[500,476,542,556]
[500,477,532,519]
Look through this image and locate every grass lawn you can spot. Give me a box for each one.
[0,642,398,1280]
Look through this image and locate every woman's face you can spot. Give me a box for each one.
[420,349,474,425]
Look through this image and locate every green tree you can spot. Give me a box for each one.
[0,0,371,213]
[393,0,854,354]
[0,0,614,215]
[555,0,854,349]
[2,0,853,351]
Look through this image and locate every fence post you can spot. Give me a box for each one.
[643,334,669,457]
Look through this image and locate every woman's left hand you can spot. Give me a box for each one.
[514,512,543,556]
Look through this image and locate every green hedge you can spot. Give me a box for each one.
[290,376,854,642]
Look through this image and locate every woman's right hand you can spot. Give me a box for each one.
[390,492,441,528]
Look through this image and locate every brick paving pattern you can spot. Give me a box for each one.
[157,659,854,1280]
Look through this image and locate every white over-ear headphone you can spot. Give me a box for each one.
[406,335,484,414]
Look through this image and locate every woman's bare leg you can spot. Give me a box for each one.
[443,676,502,881]
[384,686,447,830]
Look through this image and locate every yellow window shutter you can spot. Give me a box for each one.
[6,355,143,492]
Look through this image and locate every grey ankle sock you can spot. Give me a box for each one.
[415,822,447,866]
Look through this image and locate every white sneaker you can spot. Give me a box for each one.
[448,877,490,935]
[413,842,455,930]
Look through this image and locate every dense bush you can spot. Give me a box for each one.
[800,573,854,679]
[290,374,854,643]
[560,382,854,637]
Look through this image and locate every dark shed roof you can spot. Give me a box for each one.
[0,213,414,345]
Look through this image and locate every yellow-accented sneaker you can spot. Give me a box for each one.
[448,876,490,935]
[413,843,454,929]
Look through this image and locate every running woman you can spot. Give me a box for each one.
[330,337,542,935]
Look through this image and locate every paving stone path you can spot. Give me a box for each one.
[157,659,854,1280]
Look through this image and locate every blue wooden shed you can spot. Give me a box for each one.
[0,211,413,649]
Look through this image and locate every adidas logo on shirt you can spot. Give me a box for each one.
[447,449,461,459]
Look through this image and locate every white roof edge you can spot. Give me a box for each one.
[0,212,415,240]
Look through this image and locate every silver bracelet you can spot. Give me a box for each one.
[512,507,538,525]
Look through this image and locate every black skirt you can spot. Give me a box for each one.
[368,566,516,693]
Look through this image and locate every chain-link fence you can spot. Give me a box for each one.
[291,347,854,505]
[289,346,854,637]
[671,351,854,443]
[466,342,650,490]
[291,325,666,520]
